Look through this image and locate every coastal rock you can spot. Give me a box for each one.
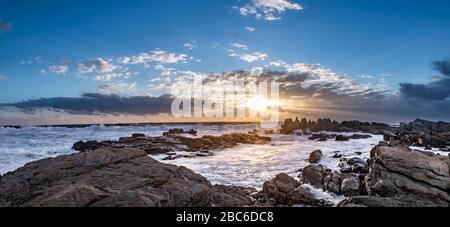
[338,196,437,207]
[0,148,257,207]
[340,174,361,197]
[261,174,300,205]
[364,145,450,207]
[335,135,349,142]
[72,132,271,159]
[308,150,323,163]
[301,165,326,188]
[163,128,197,136]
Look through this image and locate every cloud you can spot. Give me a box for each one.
[246,27,256,32]
[4,93,174,116]
[229,43,249,50]
[94,72,133,82]
[235,0,303,21]
[98,82,137,95]
[0,18,13,33]
[77,58,118,74]
[48,63,69,75]
[128,50,189,65]
[399,59,450,101]
[183,42,197,50]
[231,52,268,63]
[0,75,6,80]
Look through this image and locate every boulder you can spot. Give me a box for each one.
[335,135,349,142]
[0,148,257,207]
[365,145,450,207]
[261,174,300,205]
[301,165,326,188]
[308,150,323,163]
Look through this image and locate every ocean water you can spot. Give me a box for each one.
[0,124,383,205]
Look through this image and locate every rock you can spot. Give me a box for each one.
[308,150,323,163]
[163,128,197,136]
[0,148,258,207]
[264,130,275,135]
[335,135,349,142]
[340,174,361,197]
[365,145,450,207]
[332,154,342,159]
[72,132,271,159]
[286,185,332,207]
[347,157,366,165]
[323,172,342,194]
[439,147,450,152]
[338,196,437,207]
[132,133,146,138]
[349,134,372,139]
[301,165,326,188]
[261,174,300,205]
[425,145,432,150]
[354,152,363,156]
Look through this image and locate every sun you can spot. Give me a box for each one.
[246,95,272,112]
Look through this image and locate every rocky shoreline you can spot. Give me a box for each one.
[0,119,449,207]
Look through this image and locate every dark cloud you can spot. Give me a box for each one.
[4,93,175,115]
[400,59,450,101]
[0,18,13,33]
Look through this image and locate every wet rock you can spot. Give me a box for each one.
[338,196,437,207]
[286,185,332,207]
[301,165,326,188]
[349,134,372,139]
[335,135,349,142]
[132,133,146,138]
[340,174,361,197]
[163,128,197,136]
[365,145,450,207]
[0,148,258,207]
[332,154,342,159]
[72,132,271,159]
[308,150,323,164]
[261,174,300,205]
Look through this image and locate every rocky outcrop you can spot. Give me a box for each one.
[281,117,393,135]
[0,148,258,207]
[72,131,271,160]
[385,119,450,148]
[308,150,323,163]
[255,174,332,207]
[364,145,450,206]
[308,133,372,142]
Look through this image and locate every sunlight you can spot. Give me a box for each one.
[246,95,273,112]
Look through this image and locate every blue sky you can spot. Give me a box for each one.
[1,0,450,124]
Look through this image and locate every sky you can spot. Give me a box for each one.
[0,0,450,125]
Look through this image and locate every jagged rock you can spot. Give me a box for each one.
[335,135,349,142]
[261,174,300,205]
[72,132,271,159]
[341,174,361,197]
[0,148,257,207]
[163,128,197,136]
[308,150,323,163]
[301,165,327,188]
[365,145,450,207]
[132,133,146,138]
[338,196,438,207]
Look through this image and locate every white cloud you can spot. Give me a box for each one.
[129,50,189,65]
[48,63,69,75]
[98,82,137,95]
[236,0,303,21]
[0,75,6,80]
[94,72,133,82]
[229,43,249,50]
[234,52,268,63]
[183,42,197,50]
[245,26,256,32]
[78,58,118,74]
